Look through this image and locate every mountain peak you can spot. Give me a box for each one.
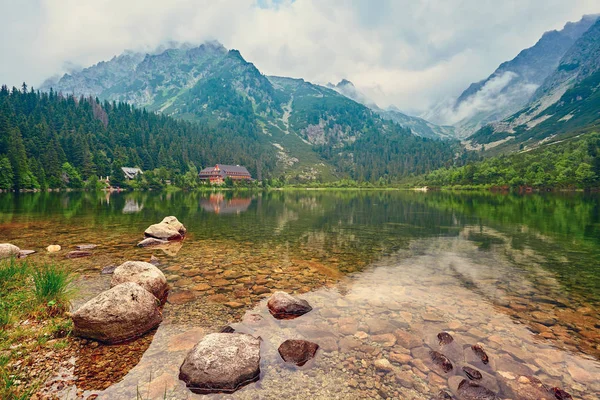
[336,79,355,88]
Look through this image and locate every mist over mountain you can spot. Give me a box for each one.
[425,14,599,138]
[327,80,455,140]
[467,17,600,154]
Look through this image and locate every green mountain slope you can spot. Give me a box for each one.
[467,18,600,154]
[424,14,598,138]
[41,43,462,182]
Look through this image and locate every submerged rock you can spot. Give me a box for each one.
[220,325,235,333]
[503,376,557,400]
[110,261,168,302]
[429,350,453,373]
[552,387,573,400]
[0,243,20,259]
[267,291,312,319]
[179,333,260,394]
[438,331,454,345]
[278,339,319,366]
[76,244,98,250]
[66,250,92,259]
[72,282,162,344]
[434,390,453,399]
[463,366,482,380]
[471,344,489,364]
[449,376,499,400]
[101,265,117,274]
[144,216,187,241]
[137,237,169,247]
[149,255,160,266]
[18,249,35,258]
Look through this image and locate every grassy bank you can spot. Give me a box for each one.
[0,258,74,399]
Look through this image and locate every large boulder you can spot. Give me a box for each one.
[0,243,20,259]
[179,333,260,394]
[72,282,162,344]
[278,339,319,366]
[110,261,168,302]
[267,291,312,319]
[144,216,187,241]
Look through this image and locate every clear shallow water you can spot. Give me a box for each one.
[1,190,599,399]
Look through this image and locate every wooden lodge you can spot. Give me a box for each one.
[121,167,143,180]
[198,164,252,184]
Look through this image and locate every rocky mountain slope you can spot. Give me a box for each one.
[329,80,456,140]
[41,44,461,181]
[424,14,599,138]
[467,17,600,154]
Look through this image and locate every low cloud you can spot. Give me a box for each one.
[431,71,539,125]
[1,0,598,113]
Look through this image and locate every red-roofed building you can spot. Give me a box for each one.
[198,164,252,184]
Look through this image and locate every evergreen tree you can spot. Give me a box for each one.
[0,156,13,190]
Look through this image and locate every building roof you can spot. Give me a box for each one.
[215,164,251,175]
[121,167,143,179]
[199,164,251,178]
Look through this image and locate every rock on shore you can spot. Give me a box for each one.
[72,282,162,344]
[179,333,260,394]
[110,261,168,302]
[0,243,20,259]
[144,216,187,241]
[267,291,313,319]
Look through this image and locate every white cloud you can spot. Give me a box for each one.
[1,0,598,113]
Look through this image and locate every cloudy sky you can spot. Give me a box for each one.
[1,0,598,114]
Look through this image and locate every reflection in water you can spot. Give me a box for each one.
[200,193,252,214]
[0,191,599,398]
[122,198,144,214]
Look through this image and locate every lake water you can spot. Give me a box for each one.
[1,190,599,399]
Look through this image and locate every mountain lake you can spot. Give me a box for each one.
[1,190,599,399]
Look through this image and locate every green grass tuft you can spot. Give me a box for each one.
[32,264,73,309]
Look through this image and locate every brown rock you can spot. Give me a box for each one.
[471,343,489,364]
[503,375,554,400]
[389,352,412,364]
[72,282,162,344]
[373,358,393,372]
[192,283,211,291]
[278,340,319,366]
[339,336,361,351]
[394,329,422,349]
[463,366,482,380]
[429,350,453,373]
[371,333,397,347]
[66,251,92,259]
[225,302,244,309]
[267,291,312,319]
[169,291,196,304]
[365,318,393,334]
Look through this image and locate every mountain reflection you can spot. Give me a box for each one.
[200,193,252,214]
